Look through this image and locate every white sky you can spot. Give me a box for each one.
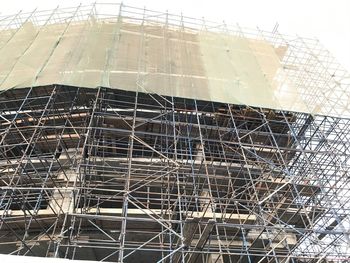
[0,0,349,72]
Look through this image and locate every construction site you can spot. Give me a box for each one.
[0,3,349,263]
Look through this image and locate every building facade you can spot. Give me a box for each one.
[0,3,349,263]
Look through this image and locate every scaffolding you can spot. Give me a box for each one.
[0,3,350,263]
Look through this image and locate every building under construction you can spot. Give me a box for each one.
[0,3,349,263]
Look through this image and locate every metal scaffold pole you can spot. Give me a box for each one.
[0,3,349,263]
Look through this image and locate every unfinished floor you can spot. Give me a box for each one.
[0,86,349,262]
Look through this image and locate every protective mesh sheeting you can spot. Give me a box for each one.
[0,4,349,118]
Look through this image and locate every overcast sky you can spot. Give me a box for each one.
[1,0,349,72]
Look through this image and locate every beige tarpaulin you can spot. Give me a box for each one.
[0,18,349,118]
